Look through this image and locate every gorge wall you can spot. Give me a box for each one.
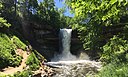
[22,22,87,61]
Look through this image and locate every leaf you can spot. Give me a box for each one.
[110,0,117,5]
[0,17,11,28]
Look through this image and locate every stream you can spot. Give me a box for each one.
[45,60,101,77]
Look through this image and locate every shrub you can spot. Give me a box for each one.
[0,33,22,68]
[0,17,11,28]
[8,55,22,67]
[0,73,7,77]
[96,63,128,77]
[26,52,40,71]
[97,36,128,77]
[13,70,32,77]
[0,70,32,77]
[11,36,26,50]
[100,36,128,63]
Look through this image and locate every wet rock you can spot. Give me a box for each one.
[33,65,55,77]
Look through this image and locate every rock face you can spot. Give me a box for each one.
[22,22,59,60]
[33,28,59,60]
[22,22,84,61]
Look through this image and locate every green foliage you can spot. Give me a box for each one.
[0,0,22,34]
[0,3,3,9]
[30,0,69,29]
[96,63,128,77]
[65,0,128,59]
[33,50,46,61]
[0,33,22,68]
[77,24,102,51]
[0,73,7,77]
[26,52,40,71]
[0,70,32,77]
[0,0,16,22]
[28,0,38,9]
[0,17,11,28]
[100,36,128,63]
[11,36,26,50]
[66,0,128,26]
[13,70,32,77]
[65,1,128,76]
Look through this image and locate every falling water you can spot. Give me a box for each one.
[59,29,77,60]
[59,29,72,53]
[51,29,77,61]
[47,29,101,77]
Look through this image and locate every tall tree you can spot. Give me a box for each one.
[65,0,128,59]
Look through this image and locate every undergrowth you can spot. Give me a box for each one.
[0,70,32,77]
[26,52,40,71]
[95,36,128,77]
[96,62,128,77]
[0,33,27,68]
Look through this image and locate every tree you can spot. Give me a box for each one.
[65,0,128,54]
[29,0,69,29]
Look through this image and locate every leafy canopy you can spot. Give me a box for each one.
[66,0,128,27]
[65,0,128,52]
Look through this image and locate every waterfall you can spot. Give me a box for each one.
[52,28,90,61]
[46,29,101,77]
[59,29,77,61]
[52,29,77,61]
[59,29,72,55]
